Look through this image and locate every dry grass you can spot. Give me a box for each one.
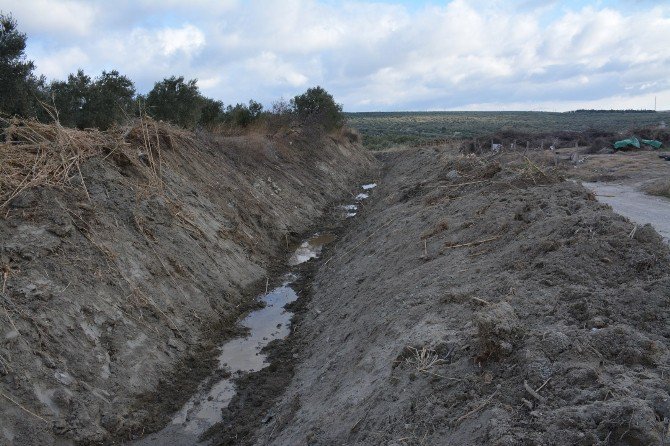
[0,118,109,208]
[641,178,670,199]
[0,116,199,209]
[404,346,445,373]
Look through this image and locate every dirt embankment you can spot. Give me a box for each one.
[0,119,375,445]
[248,147,670,445]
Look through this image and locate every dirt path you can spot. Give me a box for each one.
[583,182,670,243]
[209,146,670,445]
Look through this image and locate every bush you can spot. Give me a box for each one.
[291,86,344,131]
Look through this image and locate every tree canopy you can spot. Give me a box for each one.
[0,13,42,117]
[291,86,344,131]
[146,76,202,129]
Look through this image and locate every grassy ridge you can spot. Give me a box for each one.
[345,111,670,150]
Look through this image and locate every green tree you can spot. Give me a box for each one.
[248,99,263,120]
[225,103,251,127]
[86,70,135,129]
[290,86,343,130]
[0,13,42,117]
[146,76,202,128]
[198,97,224,128]
[225,100,264,127]
[48,69,92,127]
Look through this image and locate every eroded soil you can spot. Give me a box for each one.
[4,126,670,446]
[0,123,375,446]
[209,146,670,445]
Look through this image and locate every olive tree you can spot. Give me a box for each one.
[0,13,43,118]
[291,86,344,131]
[146,76,202,128]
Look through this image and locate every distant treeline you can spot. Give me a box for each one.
[0,14,344,131]
[567,109,657,114]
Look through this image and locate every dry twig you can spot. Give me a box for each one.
[444,234,501,249]
[455,390,498,424]
[0,391,49,423]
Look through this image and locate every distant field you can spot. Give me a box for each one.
[345,111,670,150]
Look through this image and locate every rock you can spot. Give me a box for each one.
[591,316,607,329]
[446,169,460,180]
[54,370,74,386]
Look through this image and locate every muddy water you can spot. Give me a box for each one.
[131,236,333,446]
[583,182,670,242]
[288,233,336,266]
[131,182,376,445]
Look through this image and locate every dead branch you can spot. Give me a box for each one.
[444,235,501,249]
[455,390,498,424]
[0,391,49,424]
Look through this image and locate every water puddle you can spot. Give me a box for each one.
[288,233,336,266]
[583,182,670,242]
[168,280,298,437]
[132,234,334,446]
[132,182,375,445]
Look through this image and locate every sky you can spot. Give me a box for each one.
[2,0,669,112]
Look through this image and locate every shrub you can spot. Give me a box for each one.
[291,86,344,131]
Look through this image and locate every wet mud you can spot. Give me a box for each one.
[131,182,377,446]
[209,147,670,446]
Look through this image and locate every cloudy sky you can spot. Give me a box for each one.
[3,0,669,111]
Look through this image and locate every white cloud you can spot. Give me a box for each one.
[31,46,89,79]
[155,25,206,56]
[7,0,670,110]
[0,0,97,36]
[245,52,309,87]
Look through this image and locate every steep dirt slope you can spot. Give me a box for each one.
[253,147,670,445]
[0,120,375,445]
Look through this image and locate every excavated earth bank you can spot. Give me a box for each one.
[0,121,375,446]
[220,146,670,446]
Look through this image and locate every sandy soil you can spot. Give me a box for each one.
[0,123,375,446]
[214,146,670,445]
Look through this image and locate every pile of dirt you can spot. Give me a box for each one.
[243,146,670,445]
[0,118,375,445]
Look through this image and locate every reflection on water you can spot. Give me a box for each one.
[170,283,298,436]
[288,233,336,265]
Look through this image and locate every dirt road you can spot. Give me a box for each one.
[583,182,670,243]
